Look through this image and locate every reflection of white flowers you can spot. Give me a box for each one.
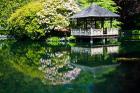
[64,68,81,80]
[44,66,81,85]
[39,51,81,85]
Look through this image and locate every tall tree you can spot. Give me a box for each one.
[114,0,140,29]
[0,0,32,28]
[38,0,80,31]
[77,0,118,12]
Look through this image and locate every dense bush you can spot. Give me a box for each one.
[67,36,76,41]
[124,30,140,35]
[0,30,9,35]
[0,0,32,28]
[8,1,44,40]
[47,37,60,42]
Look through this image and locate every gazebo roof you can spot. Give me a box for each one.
[70,3,120,19]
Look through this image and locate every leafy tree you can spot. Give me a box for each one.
[37,0,80,31]
[114,0,140,29]
[77,0,118,12]
[0,0,32,28]
[8,1,44,39]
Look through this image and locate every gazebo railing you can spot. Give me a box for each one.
[91,28,103,36]
[71,29,91,36]
[71,28,119,36]
[107,28,119,35]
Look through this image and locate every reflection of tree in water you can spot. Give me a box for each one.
[40,50,81,85]
[0,40,81,85]
[0,40,50,93]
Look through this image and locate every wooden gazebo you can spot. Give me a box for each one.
[70,3,120,43]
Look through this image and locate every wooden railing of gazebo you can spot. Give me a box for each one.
[71,28,119,36]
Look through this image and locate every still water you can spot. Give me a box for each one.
[0,39,140,93]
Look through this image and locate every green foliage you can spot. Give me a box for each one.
[95,0,118,12]
[47,42,62,46]
[68,42,76,47]
[0,30,9,35]
[47,37,60,42]
[127,30,140,35]
[47,36,76,44]
[77,0,118,11]
[67,36,76,41]
[8,1,45,40]
[0,0,32,28]
[122,30,140,40]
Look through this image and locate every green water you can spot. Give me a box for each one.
[0,39,140,93]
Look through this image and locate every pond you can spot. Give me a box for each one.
[0,39,140,93]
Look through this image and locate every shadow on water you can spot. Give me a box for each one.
[0,40,140,93]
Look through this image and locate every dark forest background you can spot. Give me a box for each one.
[115,0,140,30]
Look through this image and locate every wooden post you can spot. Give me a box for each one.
[84,18,86,29]
[85,18,87,29]
[110,18,113,28]
[95,20,96,29]
[101,18,106,35]
[90,18,92,28]
[91,18,95,29]
[101,18,104,28]
[77,19,78,28]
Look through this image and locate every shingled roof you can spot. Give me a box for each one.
[70,3,120,18]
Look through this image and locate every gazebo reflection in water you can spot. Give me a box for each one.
[71,45,119,55]
[70,43,119,67]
